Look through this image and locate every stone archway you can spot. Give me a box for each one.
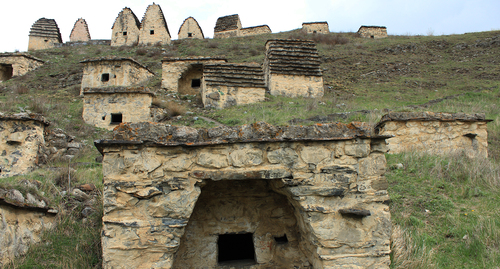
[172,179,311,268]
[178,64,203,95]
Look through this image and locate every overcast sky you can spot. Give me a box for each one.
[0,0,499,53]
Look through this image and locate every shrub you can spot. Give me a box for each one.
[207,41,219,49]
[166,102,186,117]
[135,48,148,56]
[13,85,29,94]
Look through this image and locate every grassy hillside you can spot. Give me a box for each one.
[1,29,499,268]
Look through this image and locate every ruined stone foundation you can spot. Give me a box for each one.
[96,122,392,269]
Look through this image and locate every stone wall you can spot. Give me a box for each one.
[214,14,241,38]
[80,57,155,94]
[0,113,49,178]
[264,39,324,98]
[240,25,272,37]
[202,63,266,109]
[70,18,91,42]
[375,112,491,157]
[161,57,227,92]
[302,22,329,34]
[82,87,154,130]
[139,3,171,46]
[357,26,387,39]
[96,122,392,269]
[111,8,141,47]
[28,18,62,51]
[178,17,204,40]
[0,190,56,267]
[0,53,45,78]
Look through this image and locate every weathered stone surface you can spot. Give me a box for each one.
[0,194,56,267]
[69,18,91,42]
[302,22,329,34]
[111,8,140,46]
[82,87,154,130]
[0,113,48,178]
[28,18,62,51]
[80,57,155,94]
[358,26,388,39]
[139,3,171,46]
[161,57,227,93]
[375,112,491,157]
[214,14,271,38]
[178,17,204,40]
[0,53,44,80]
[98,122,391,268]
[264,39,324,98]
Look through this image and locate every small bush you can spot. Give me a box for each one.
[28,96,49,114]
[207,41,219,49]
[13,85,29,94]
[166,102,186,117]
[135,48,148,56]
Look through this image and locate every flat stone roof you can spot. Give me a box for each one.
[359,25,387,29]
[82,86,155,96]
[95,121,389,153]
[80,57,154,74]
[0,53,45,63]
[302,22,328,25]
[161,56,227,63]
[0,112,49,126]
[375,111,492,133]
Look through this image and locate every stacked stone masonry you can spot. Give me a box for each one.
[264,39,324,98]
[28,18,62,51]
[375,112,491,157]
[96,121,392,269]
[0,190,56,267]
[80,57,155,94]
[302,22,329,34]
[0,53,44,82]
[178,17,204,40]
[161,57,227,94]
[111,8,141,46]
[139,3,171,46]
[203,63,266,109]
[214,14,271,38]
[0,113,49,178]
[70,18,91,42]
[82,87,155,130]
[358,26,388,39]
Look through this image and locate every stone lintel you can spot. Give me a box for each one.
[0,112,50,126]
[94,121,390,153]
[82,86,155,96]
[0,53,45,63]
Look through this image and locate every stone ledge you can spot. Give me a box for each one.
[82,86,155,96]
[0,112,50,126]
[0,196,56,214]
[95,121,390,153]
[375,111,492,133]
[161,56,227,63]
[0,53,45,63]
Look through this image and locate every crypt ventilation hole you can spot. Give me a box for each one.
[101,73,110,82]
[188,33,193,37]
[110,113,122,124]
[274,234,288,245]
[150,30,154,35]
[123,31,127,36]
[218,233,256,265]
[191,79,201,88]
[371,35,374,38]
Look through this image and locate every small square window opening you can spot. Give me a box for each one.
[110,113,123,124]
[150,30,154,35]
[101,73,110,82]
[191,79,201,88]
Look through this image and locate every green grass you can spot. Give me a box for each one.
[387,152,500,268]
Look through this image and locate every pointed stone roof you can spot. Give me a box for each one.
[141,3,170,37]
[204,63,265,88]
[265,39,322,77]
[70,18,91,42]
[29,18,62,42]
[214,14,240,32]
[112,7,140,30]
[178,16,204,38]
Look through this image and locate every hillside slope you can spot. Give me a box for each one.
[1,30,499,268]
